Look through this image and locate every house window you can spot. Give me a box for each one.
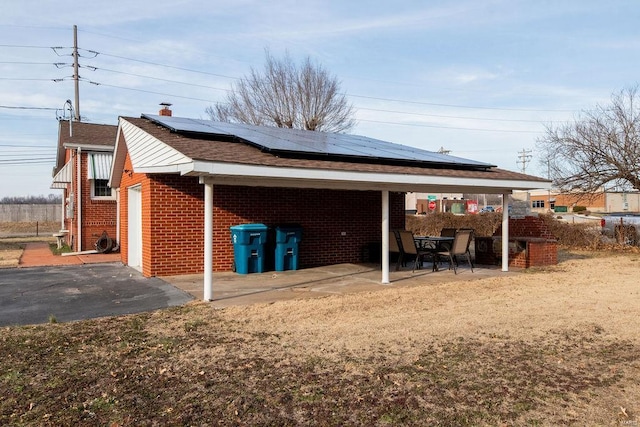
[532,200,545,208]
[92,179,113,199]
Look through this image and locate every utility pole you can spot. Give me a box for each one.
[72,25,80,121]
[516,148,532,173]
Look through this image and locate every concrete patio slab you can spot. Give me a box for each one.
[164,261,520,308]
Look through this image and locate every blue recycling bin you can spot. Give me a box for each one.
[274,225,302,271]
[230,223,268,274]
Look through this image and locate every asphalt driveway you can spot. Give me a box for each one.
[0,263,194,327]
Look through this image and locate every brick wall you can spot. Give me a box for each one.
[213,186,405,272]
[493,216,555,240]
[475,216,557,268]
[78,151,116,251]
[118,154,405,276]
[59,149,116,251]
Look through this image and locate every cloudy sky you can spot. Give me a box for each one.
[1,0,638,197]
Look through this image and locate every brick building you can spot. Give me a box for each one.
[51,120,118,251]
[527,188,640,213]
[109,110,550,300]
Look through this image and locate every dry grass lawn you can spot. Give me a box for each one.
[1,250,639,426]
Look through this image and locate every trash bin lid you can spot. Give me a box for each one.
[230,223,268,232]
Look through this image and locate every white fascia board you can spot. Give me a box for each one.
[189,160,550,193]
[133,162,195,174]
[63,143,114,152]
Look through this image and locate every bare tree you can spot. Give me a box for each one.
[537,86,640,192]
[206,51,355,133]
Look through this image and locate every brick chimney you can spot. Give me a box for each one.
[159,102,172,116]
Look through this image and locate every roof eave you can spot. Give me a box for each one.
[63,143,114,152]
[190,160,550,193]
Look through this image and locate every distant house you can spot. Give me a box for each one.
[108,107,550,300]
[525,189,640,213]
[51,120,118,251]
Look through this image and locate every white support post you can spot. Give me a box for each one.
[203,179,214,301]
[501,192,510,272]
[381,190,390,284]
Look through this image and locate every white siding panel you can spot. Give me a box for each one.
[120,119,190,169]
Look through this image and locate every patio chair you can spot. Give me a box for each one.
[397,230,433,272]
[388,230,405,271]
[440,227,457,238]
[429,227,456,270]
[435,229,474,274]
[437,227,457,251]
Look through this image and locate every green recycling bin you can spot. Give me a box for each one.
[274,225,302,271]
[230,223,268,274]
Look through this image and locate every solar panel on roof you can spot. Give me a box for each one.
[142,114,494,169]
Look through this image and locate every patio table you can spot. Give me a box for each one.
[414,236,455,271]
[414,236,454,250]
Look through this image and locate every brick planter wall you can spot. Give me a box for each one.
[475,216,558,268]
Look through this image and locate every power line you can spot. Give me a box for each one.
[357,106,557,124]
[357,118,540,133]
[0,61,57,65]
[0,105,58,111]
[87,48,573,114]
[1,36,577,131]
[82,79,219,103]
[0,158,55,164]
[83,65,230,92]
[83,48,238,80]
[350,93,575,113]
[0,78,60,82]
[0,44,55,49]
[0,155,53,162]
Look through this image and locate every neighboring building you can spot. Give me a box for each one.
[526,189,640,213]
[51,120,118,251]
[406,192,465,214]
[108,109,550,300]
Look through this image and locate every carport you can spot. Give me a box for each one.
[110,114,551,301]
[198,169,547,300]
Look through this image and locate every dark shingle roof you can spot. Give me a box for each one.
[58,120,117,147]
[55,121,118,171]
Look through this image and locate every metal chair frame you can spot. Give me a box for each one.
[435,229,474,274]
[397,230,433,272]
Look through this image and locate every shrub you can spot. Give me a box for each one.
[572,205,587,213]
[406,212,629,251]
[405,212,502,238]
[538,213,602,249]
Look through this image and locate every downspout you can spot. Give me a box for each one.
[60,192,65,230]
[115,188,120,247]
[77,147,82,251]
[69,150,75,249]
